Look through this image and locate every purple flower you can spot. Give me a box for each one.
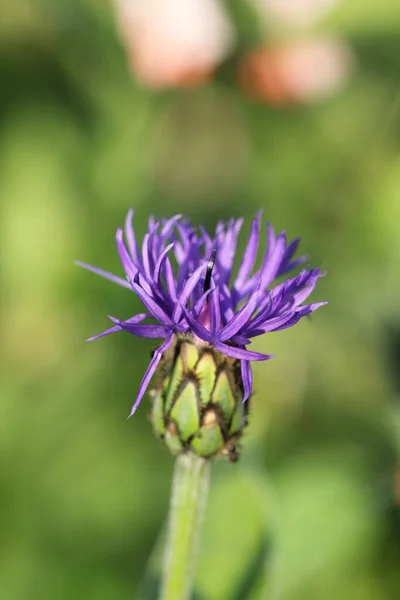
[77,209,326,416]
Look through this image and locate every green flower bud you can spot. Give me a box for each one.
[150,337,248,461]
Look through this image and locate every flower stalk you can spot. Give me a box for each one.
[160,453,211,600]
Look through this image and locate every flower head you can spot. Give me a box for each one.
[77,210,326,417]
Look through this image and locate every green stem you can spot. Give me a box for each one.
[159,453,211,600]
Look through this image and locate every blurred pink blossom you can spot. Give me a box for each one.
[114,0,235,89]
[253,0,341,28]
[238,38,353,106]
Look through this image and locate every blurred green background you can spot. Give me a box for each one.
[1,1,400,598]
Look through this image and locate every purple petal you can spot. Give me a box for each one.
[116,228,138,280]
[128,334,174,417]
[234,211,261,289]
[219,284,235,323]
[134,271,154,297]
[217,218,243,284]
[266,222,276,252]
[278,237,308,276]
[164,257,178,302]
[200,225,213,256]
[281,237,300,264]
[306,301,328,312]
[174,241,185,266]
[245,312,296,337]
[109,317,170,338]
[271,313,303,331]
[214,341,274,361]
[292,284,317,306]
[231,334,252,345]
[160,214,182,243]
[154,243,175,285]
[295,301,328,320]
[181,308,213,343]
[292,271,326,306]
[129,277,174,326]
[209,287,222,335]
[75,261,131,289]
[241,360,253,402]
[172,262,208,323]
[124,208,141,266]
[260,231,286,289]
[175,221,192,252]
[246,294,273,329]
[219,280,261,341]
[87,312,148,341]
[193,289,212,317]
[141,233,152,279]
[289,256,308,271]
[272,302,327,331]
[87,324,123,341]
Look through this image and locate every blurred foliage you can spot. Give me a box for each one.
[1,1,400,599]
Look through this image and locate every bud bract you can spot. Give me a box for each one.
[150,338,248,461]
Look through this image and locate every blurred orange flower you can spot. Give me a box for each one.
[113,0,235,89]
[238,38,353,106]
